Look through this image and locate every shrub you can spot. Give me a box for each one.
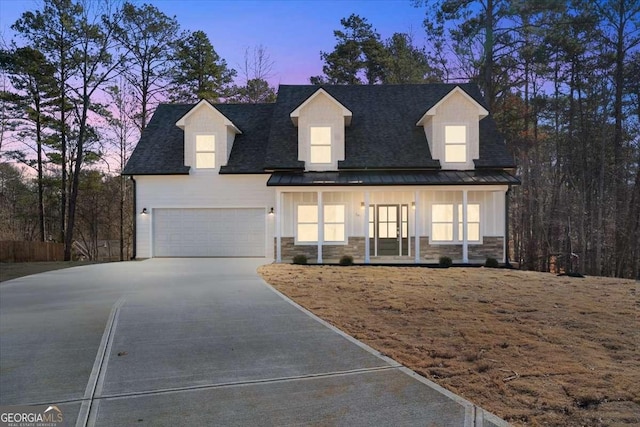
[292,254,308,265]
[439,256,452,268]
[485,257,499,268]
[339,255,354,266]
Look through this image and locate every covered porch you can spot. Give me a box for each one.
[268,171,517,264]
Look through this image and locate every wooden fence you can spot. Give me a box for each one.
[0,241,65,262]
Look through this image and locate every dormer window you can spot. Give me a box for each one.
[310,127,332,164]
[444,125,467,163]
[196,134,216,168]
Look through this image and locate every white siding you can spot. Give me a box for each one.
[297,93,346,171]
[183,105,231,169]
[135,174,275,258]
[423,90,481,170]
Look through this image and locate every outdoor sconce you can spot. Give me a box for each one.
[268,207,274,215]
[360,202,365,209]
[141,208,148,215]
[411,202,416,209]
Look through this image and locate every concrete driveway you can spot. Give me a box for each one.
[0,259,508,426]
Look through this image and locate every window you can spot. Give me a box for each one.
[444,125,466,163]
[296,204,345,243]
[297,205,318,242]
[432,203,480,242]
[432,204,454,241]
[458,204,480,241]
[196,134,216,168]
[310,127,332,164]
[324,205,345,242]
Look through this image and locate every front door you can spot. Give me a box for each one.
[372,204,409,256]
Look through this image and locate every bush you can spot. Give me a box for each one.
[484,257,499,268]
[439,256,452,268]
[292,254,308,265]
[339,255,354,266]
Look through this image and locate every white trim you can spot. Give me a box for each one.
[442,123,469,166]
[364,192,370,264]
[462,190,468,263]
[290,88,352,126]
[194,132,218,170]
[428,202,483,246]
[416,86,489,126]
[317,192,323,263]
[276,190,282,262]
[175,99,242,133]
[414,191,420,263]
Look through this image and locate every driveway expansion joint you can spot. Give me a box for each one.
[95,365,402,401]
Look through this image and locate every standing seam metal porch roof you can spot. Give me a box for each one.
[267,170,520,186]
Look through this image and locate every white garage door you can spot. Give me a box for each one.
[153,208,266,257]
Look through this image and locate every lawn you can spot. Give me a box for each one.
[258,264,639,426]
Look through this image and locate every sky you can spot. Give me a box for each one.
[0,0,429,86]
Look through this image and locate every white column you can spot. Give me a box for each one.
[462,189,469,263]
[364,191,370,264]
[317,191,323,264]
[276,190,282,263]
[414,191,420,264]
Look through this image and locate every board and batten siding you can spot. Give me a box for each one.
[296,93,346,171]
[423,90,481,170]
[136,174,275,258]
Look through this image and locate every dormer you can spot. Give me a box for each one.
[417,86,488,170]
[290,88,352,171]
[176,100,242,172]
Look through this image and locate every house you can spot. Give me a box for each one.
[122,84,519,263]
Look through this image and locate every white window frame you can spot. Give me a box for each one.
[443,124,467,164]
[295,203,346,244]
[430,202,482,244]
[309,126,332,165]
[195,133,216,169]
[323,204,346,243]
[296,204,318,244]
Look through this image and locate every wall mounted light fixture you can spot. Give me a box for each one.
[269,207,274,215]
[141,208,148,215]
[411,202,416,209]
[360,202,365,209]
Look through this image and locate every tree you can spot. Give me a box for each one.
[169,30,236,103]
[381,32,442,84]
[0,46,58,241]
[231,45,276,103]
[311,14,386,85]
[105,76,136,260]
[114,2,180,131]
[13,0,125,260]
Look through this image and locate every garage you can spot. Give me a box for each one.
[152,208,266,257]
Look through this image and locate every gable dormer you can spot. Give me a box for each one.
[176,100,242,172]
[290,88,352,171]
[417,86,488,170]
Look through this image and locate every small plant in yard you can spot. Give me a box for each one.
[292,254,308,265]
[439,256,452,268]
[485,257,499,268]
[339,255,354,266]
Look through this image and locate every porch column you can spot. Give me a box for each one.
[364,191,370,264]
[317,191,323,263]
[414,190,420,263]
[276,190,282,263]
[462,189,469,263]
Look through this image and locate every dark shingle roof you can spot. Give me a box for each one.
[123,83,515,175]
[267,170,520,186]
[122,104,192,175]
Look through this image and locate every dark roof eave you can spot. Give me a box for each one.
[121,171,190,176]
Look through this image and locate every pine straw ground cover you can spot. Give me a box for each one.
[258,265,639,426]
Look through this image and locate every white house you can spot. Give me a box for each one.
[123,84,519,263]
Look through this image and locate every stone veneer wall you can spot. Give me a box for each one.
[277,237,365,262]
[420,236,504,262]
[276,236,504,263]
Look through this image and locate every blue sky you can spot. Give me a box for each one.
[0,0,429,85]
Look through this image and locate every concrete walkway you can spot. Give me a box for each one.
[0,259,509,426]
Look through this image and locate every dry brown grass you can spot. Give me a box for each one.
[258,264,639,426]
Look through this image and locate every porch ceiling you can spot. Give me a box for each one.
[267,170,520,186]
